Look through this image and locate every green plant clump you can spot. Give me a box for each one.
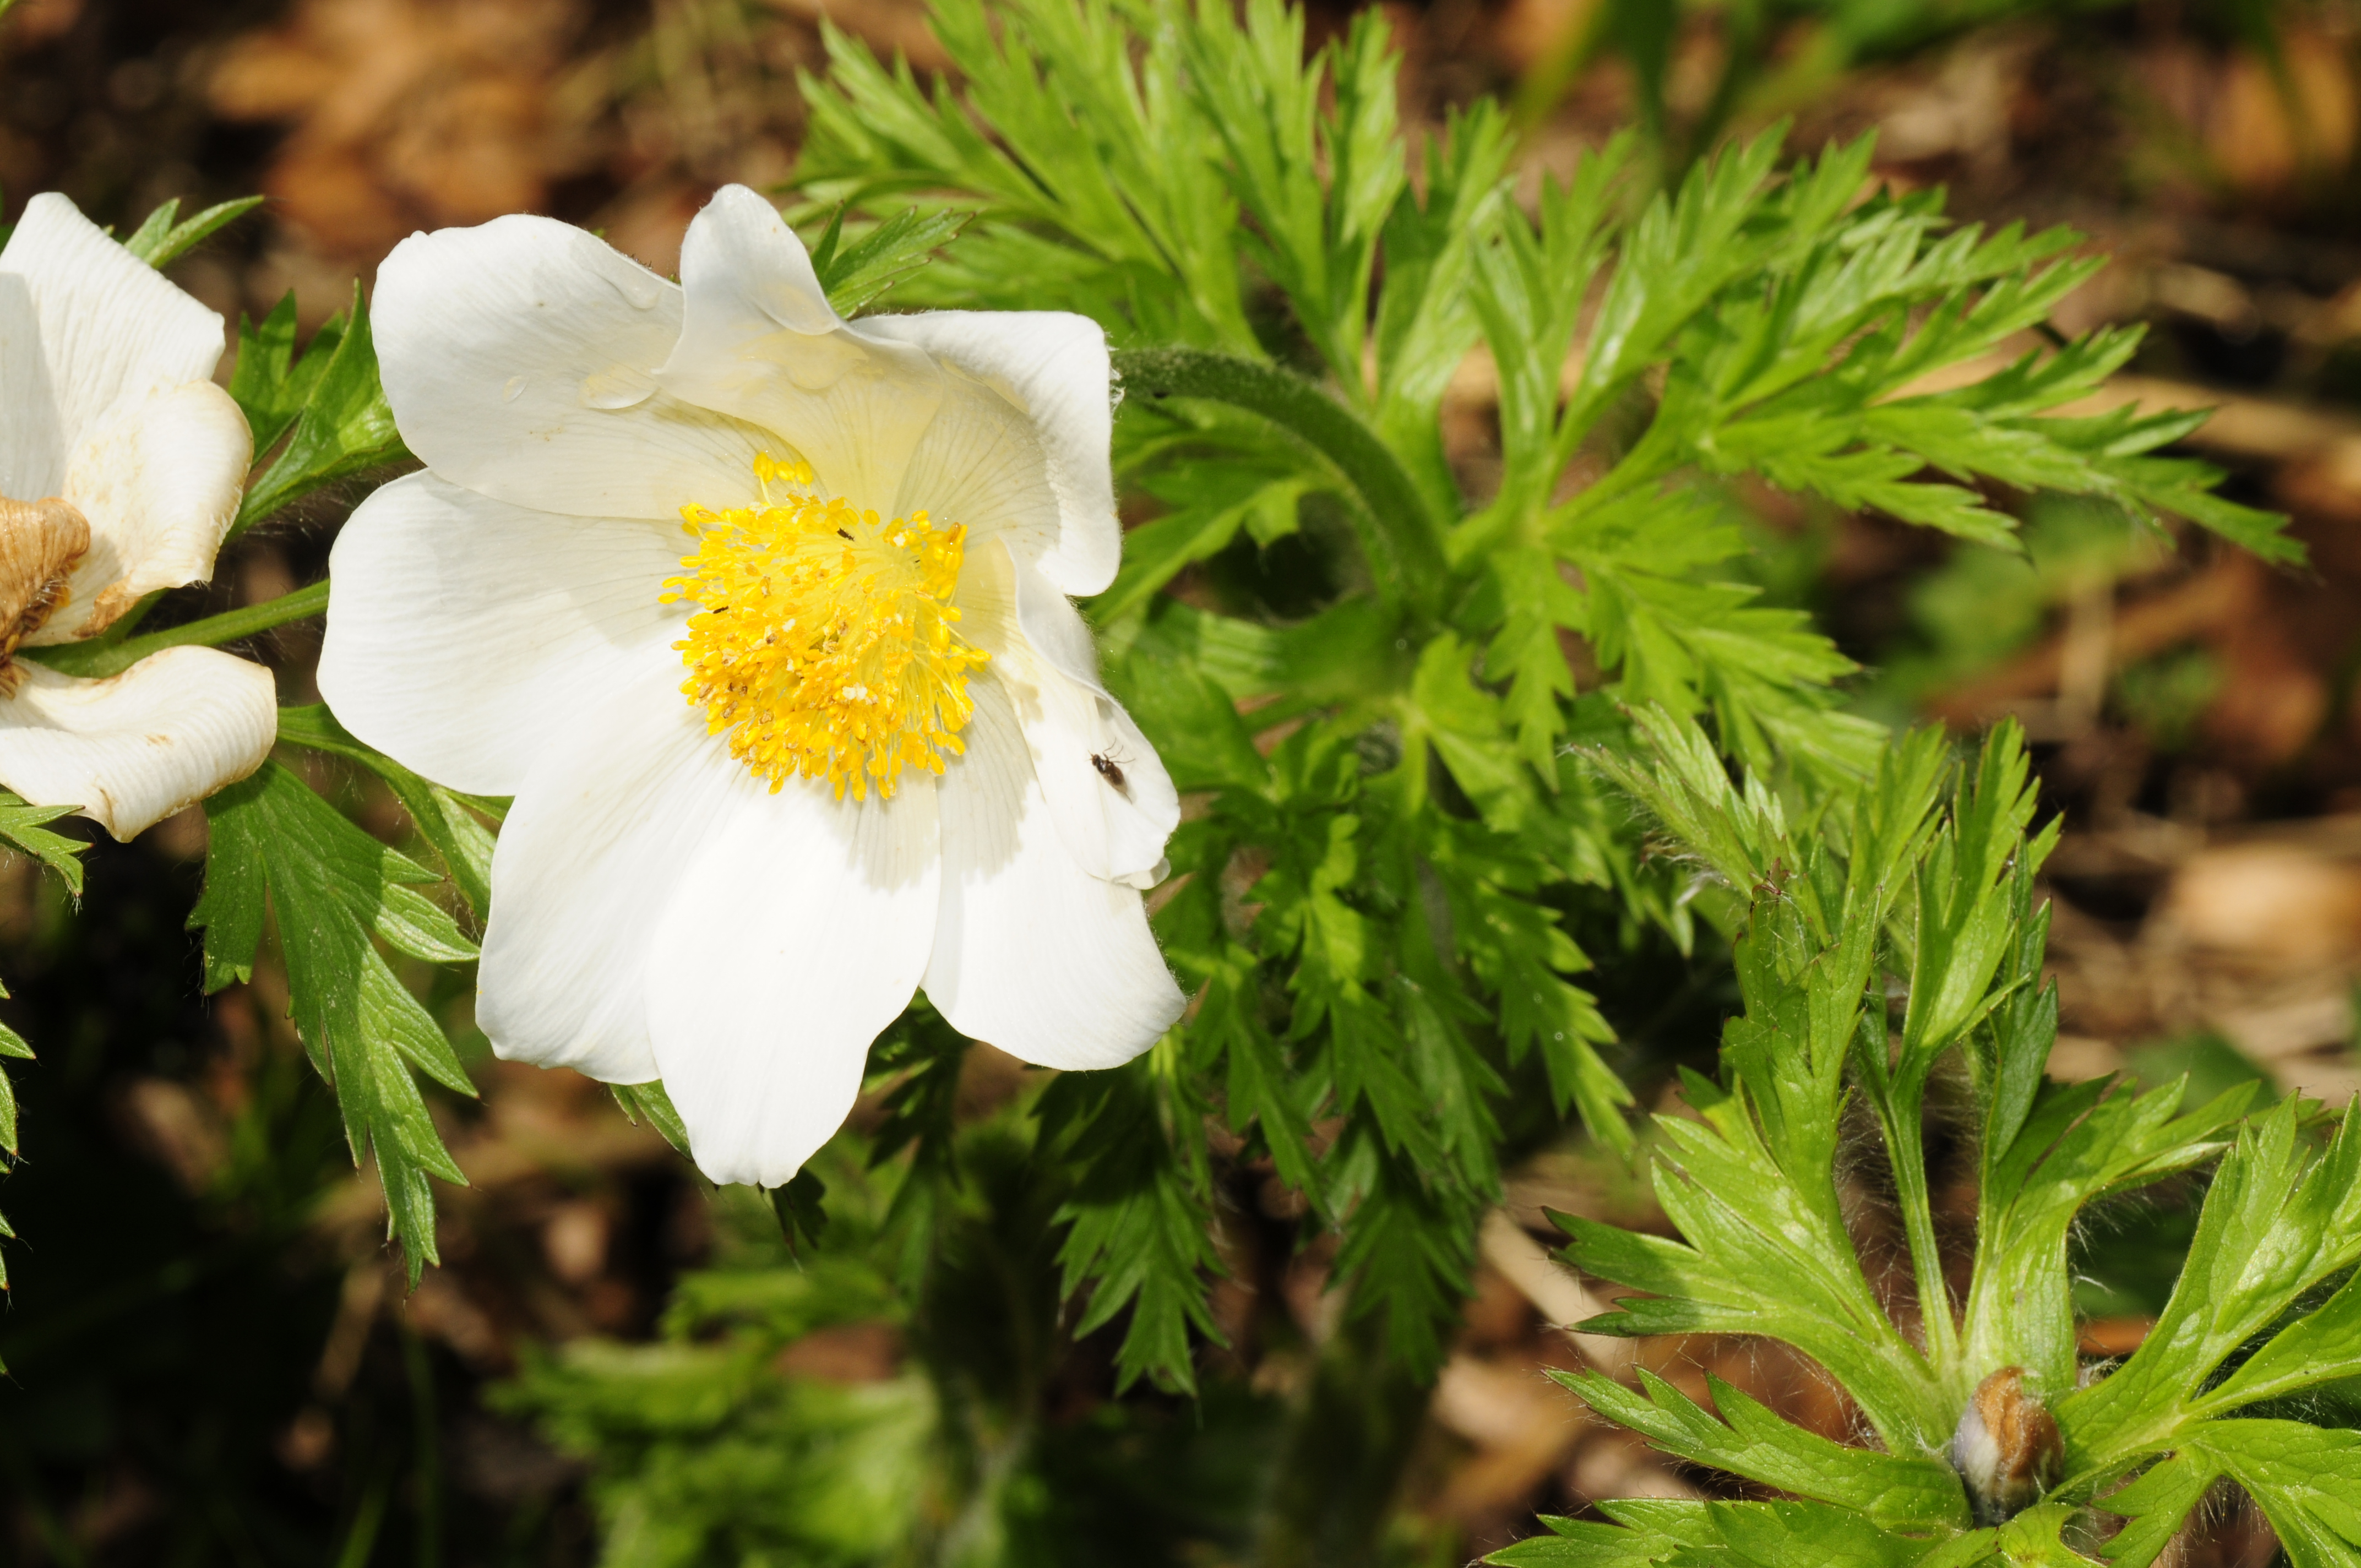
[1492,714,2361,1564]
[486,0,2347,1559]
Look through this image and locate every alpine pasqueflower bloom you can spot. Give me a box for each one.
[319,186,1185,1186]
[0,194,276,839]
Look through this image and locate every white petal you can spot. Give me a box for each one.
[373,214,771,520]
[668,183,839,335]
[960,541,1177,885]
[476,671,744,1085]
[30,382,251,643]
[1007,527,1108,687]
[923,679,1182,1070]
[318,472,688,794]
[860,309,1120,596]
[647,771,940,1188]
[0,193,225,497]
[995,645,1178,890]
[0,646,275,840]
[0,273,67,504]
[655,186,946,515]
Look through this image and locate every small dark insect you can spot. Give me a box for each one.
[836,529,854,541]
[1090,752,1128,789]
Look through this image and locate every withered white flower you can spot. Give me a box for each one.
[320,186,1184,1186]
[0,194,276,840]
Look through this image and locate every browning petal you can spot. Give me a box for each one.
[0,496,93,669]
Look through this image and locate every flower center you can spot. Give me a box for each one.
[662,455,989,802]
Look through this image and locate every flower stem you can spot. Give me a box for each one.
[22,579,330,680]
[1111,347,1448,618]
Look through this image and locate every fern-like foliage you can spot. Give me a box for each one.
[793,0,2291,1391]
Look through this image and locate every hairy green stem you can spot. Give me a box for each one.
[1876,1095,1961,1381]
[1111,347,1448,618]
[23,579,330,680]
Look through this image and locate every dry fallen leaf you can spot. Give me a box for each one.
[210,0,583,257]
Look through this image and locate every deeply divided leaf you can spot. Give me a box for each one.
[192,761,478,1278]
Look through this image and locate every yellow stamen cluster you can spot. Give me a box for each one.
[662,455,988,801]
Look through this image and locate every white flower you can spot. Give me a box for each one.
[0,194,276,840]
[319,186,1186,1186]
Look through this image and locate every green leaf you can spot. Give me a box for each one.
[660,1254,901,1344]
[1957,1504,2097,1567]
[1705,1498,1936,1568]
[769,1169,830,1255]
[1096,459,1313,624]
[2201,1266,2361,1413]
[803,205,970,317]
[2093,1444,2217,1568]
[1445,132,2297,786]
[859,1000,971,1208]
[798,0,1258,351]
[2102,1422,2361,1568]
[611,1081,692,1157]
[0,981,28,1296]
[1462,136,1626,526]
[1558,1368,1969,1527]
[276,704,496,916]
[1328,1133,1483,1375]
[1483,1512,1692,1565]
[123,194,264,269]
[1564,715,2036,1456]
[1205,951,1323,1197]
[1114,599,1290,701]
[1488,1498,1959,1568]
[1178,0,1402,388]
[191,761,478,1279]
[2061,1098,2361,1476]
[1427,814,1630,1148]
[232,282,408,536]
[1370,102,1516,519]
[1961,1067,2249,1403]
[1111,654,1270,795]
[1900,723,2043,1074]
[1038,1051,1226,1395]
[1857,722,2050,1374]
[1408,633,1538,833]
[1552,126,1797,460]
[496,1309,938,1564]
[230,292,340,455]
[1582,703,1796,899]
[1484,546,1587,772]
[0,788,85,896]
